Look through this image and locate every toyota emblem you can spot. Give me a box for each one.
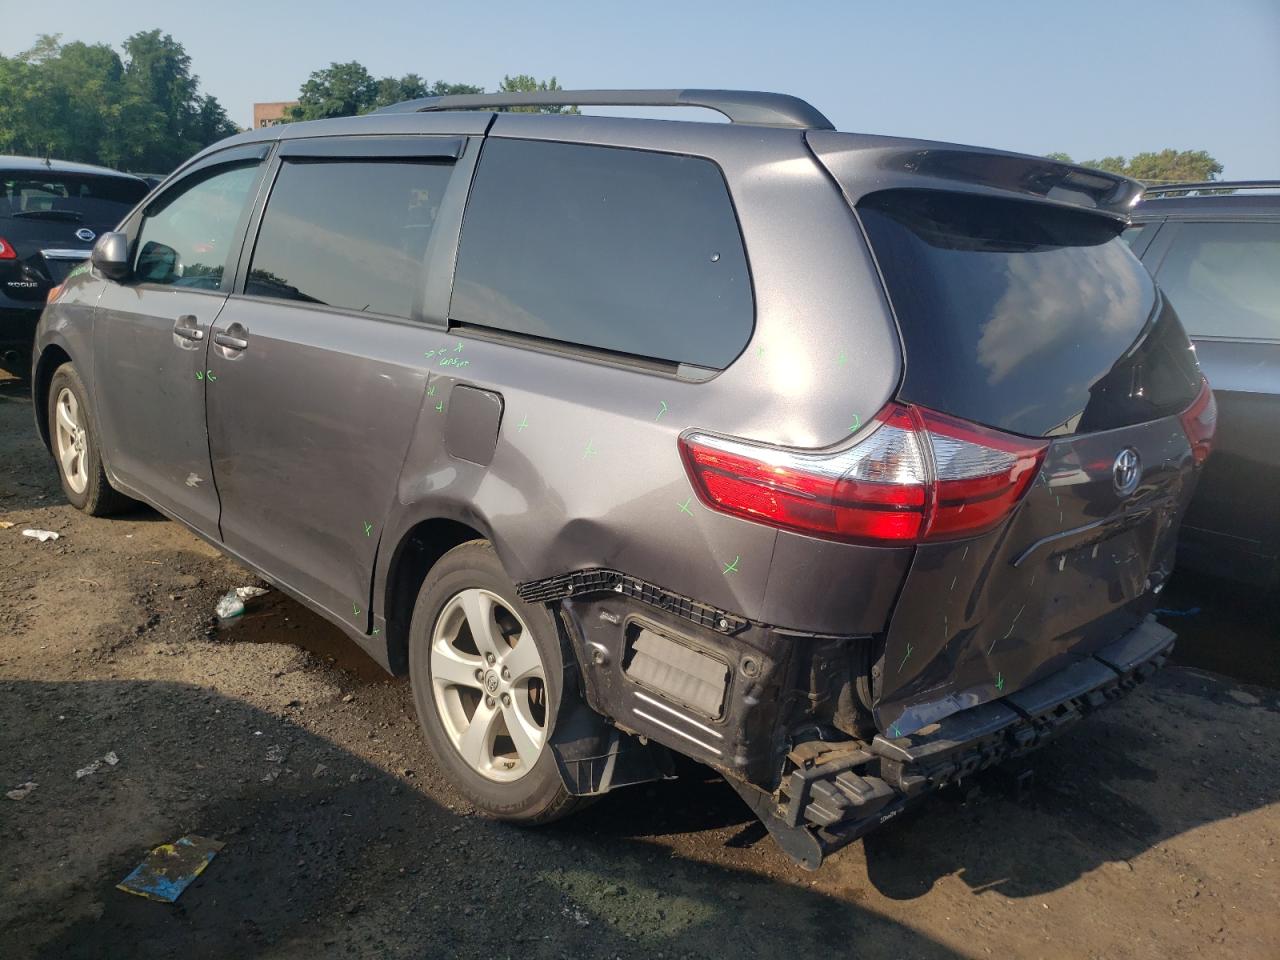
[75,228,96,243]
[1112,448,1141,498]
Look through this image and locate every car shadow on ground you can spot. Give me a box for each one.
[0,678,964,960]
[858,666,1279,900]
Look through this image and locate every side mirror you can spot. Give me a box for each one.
[90,232,131,281]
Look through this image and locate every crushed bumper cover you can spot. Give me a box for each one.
[730,615,1175,869]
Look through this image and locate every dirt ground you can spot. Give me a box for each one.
[1,372,1277,960]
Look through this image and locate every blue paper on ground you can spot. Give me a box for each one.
[116,835,225,903]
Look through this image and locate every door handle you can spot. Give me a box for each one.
[173,315,203,341]
[214,331,249,350]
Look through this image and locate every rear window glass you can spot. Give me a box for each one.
[1154,221,1280,341]
[860,190,1199,436]
[1,172,148,223]
[451,139,753,368]
[246,159,454,320]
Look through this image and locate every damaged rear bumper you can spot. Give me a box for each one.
[732,615,1174,868]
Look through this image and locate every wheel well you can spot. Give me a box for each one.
[384,518,487,675]
[33,345,72,451]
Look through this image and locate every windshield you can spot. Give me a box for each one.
[1,171,149,226]
[859,189,1201,436]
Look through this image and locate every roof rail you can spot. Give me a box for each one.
[1142,180,1280,197]
[374,88,834,130]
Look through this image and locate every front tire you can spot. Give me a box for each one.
[408,540,583,823]
[47,363,132,516]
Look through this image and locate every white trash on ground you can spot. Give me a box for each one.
[6,781,37,800]
[75,751,119,779]
[22,529,60,542]
[214,586,269,620]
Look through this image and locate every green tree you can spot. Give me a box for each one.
[494,74,579,114]
[287,61,378,121]
[0,32,236,172]
[1046,149,1223,184]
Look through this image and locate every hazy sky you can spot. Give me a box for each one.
[6,0,1278,178]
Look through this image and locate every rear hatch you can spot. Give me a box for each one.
[1,170,148,298]
[808,144,1206,735]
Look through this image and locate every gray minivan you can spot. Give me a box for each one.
[32,90,1213,867]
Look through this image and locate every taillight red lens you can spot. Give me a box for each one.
[0,238,16,260]
[1178,377,1216,465]
[680,403,1047,545]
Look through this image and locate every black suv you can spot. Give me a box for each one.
[1128,182,1280,587]
[1,157,150,374]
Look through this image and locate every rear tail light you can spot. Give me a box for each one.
[0,238,16,260]
[1178,377,1216,465]
[679,403,1047,544]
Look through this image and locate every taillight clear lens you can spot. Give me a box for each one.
[1178,377,1216,465]
[917,408,1047,539]
[0,238,16,260]
[680,402,1047,545]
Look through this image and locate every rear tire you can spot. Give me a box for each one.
[47,363,132,516]
[408,540,583,824]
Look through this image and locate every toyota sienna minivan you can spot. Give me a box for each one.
[32,89,1214,867]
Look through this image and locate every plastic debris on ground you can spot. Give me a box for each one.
[117,835,225,903]
[75,750,120,779]
[22,529,60,542]
[6,781,37,801]
[0,520,17,529]
[214,586,269,620]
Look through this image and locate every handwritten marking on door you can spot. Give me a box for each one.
[722,555,740,575]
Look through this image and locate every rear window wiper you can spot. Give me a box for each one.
[11,210,84,222]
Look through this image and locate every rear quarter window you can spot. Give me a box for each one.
[451,139,753,369]
[859,189,1199,436]
[1154,221,1280,341]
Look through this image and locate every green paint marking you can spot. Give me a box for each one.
[582,439,597,460]
[996,672,1005,691]
[837,349,848,366]
[435,400,444,412]
[362,521,373,537]
[206,370,217,382]
[454,341,464,353]
[424,350,437,359]
[656,400,668,421]
[195,370,204,381]
[516,415,528,432]
[897,642,913,673]
[849,414,861,432]
[352,603,361,616]
[678,496,694,516]
[891,723,903,738]
[756,345,765,358]
[722,555,740,575]
[426,384,436,396]
[372,627,380,636]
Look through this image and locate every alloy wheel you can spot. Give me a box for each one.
[53,387,89,495]
[430,588,548,782]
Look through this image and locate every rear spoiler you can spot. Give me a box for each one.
[807,130,1143,222]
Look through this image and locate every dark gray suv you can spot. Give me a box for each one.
[32,90,1214,868]
[1127,182,1279,587]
